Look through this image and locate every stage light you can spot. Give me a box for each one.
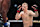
[14,4,17,7]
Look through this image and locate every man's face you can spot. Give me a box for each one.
[22,3,28,10]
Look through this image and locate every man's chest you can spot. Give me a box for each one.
[21,12,33,21]
[22,13,32,21]
[22,12,30,18]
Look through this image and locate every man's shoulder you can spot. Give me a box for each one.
[20,11,24,13]
[21,11,23,13]
[21,11,23,12]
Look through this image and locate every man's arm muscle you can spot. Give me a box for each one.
[30,10,39,17]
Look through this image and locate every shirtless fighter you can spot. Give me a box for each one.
[15,2,39,27]
[0,0,11,26]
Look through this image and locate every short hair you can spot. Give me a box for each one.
[22,2,28,6]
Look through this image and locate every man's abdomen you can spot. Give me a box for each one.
[22,20,30,27]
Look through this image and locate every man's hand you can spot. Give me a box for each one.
[15,5,22,20]
[17,5,22,11]
[31,4,38,10]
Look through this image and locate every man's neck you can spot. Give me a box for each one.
[24,9,28,13]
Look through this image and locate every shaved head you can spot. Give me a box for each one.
[22,2,28,6]
[22,2,28,10]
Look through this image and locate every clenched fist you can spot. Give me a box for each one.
[31,4,38,10]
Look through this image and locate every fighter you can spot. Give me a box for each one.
[15,2,39,27]
[0,0,11,26]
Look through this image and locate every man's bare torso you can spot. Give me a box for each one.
[21,10,33,27]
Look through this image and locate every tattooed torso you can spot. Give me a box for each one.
[21,10,33,27]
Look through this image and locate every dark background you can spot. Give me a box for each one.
[7,0,40,20]
[7,0,40,27]
[0,0,40,27]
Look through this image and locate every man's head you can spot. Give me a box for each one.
[22,2,28,11]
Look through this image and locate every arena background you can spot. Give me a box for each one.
[7,0,40,27]
[0,0,40,27]
[7,0,40,20]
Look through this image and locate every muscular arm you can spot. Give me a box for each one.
[2,0,11,12]
[1,0,11,23]
[15,12,22,20]
[30,10,39,17]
